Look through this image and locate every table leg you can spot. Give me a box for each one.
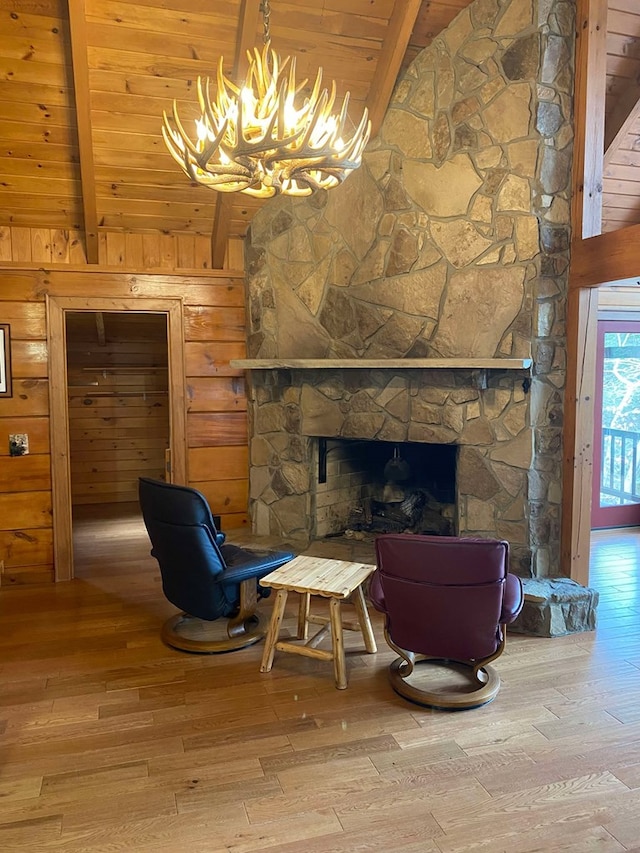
[353,584,377,653]
[260,588,288,673]
[329,597,347,689]
[297,592,310,640]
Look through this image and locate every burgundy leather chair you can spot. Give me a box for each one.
[369,533,523,710]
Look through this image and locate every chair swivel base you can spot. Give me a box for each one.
[161,612,265,654]
[389,656,501,711]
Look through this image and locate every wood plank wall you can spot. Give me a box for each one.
[0,297,52,585]
[66,312,169,505]
[0,226,246,270]
[0,267,249,586]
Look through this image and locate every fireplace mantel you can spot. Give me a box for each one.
[230,357,533,370]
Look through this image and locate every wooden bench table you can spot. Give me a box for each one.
[259,555,378,689]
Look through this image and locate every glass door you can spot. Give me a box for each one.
[592,320,640,529]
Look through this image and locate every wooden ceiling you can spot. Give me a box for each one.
[0,0,638,265]
[603,0,640,232]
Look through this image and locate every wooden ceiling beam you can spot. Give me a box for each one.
[67,0,99,265]
[570,0,608,241]
[211,0,262,269]
[604,82,640,170]
[569,224,640,289]
[563,0,609,586]
[365,0,423,137]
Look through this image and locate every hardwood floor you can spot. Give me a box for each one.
[0,508,639,852]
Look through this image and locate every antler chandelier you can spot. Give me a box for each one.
[162,0,371,198]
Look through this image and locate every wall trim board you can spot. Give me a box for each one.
[0,263,243,279]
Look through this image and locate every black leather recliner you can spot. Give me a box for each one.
[139,477,294,653]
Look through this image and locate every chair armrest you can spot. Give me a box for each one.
[500,574,524,625]
[221,545,294,584]
[215,532,226,546]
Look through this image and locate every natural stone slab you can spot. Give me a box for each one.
[403,154,483,217]
[510,577,599,636]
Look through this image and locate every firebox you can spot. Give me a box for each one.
[314,438,457,540]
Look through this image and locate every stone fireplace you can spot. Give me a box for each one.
[243,364,536,576]
[239,0,574,581]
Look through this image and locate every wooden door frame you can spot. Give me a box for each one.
[591,318,640,529]
[47,295,187,582]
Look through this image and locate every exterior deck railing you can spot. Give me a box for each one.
[601,427,640,504]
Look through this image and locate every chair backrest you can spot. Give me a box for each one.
[375,533,509,661]
[138,477,229,620]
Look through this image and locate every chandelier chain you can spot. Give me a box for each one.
[260,0,271,45]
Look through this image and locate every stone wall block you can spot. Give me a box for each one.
[540,146,571,194]
[509,544,534,577]
[449,387,478,404]
[255,403,286,434]
[529,501,560,545]
[283,404,301,434]
[249,467,271,501]
[500,492,526,521]
[407,423,457,444]
[342,413,386,438]
[461,417,494,445]
[412,400,444,425]
[466,496,496,530]
[495,519,528,545]
[386,228,419,276]
[271,494,311,541]
[528,469,548,502]
[541,35,571,86]
[551,2,575,37]
[472,0,500,28]
[384,392,411,423]
[458,446,501,499]
[377,418,410,443]
[442,402,465,433]
[318,288,358,341]
[534,340,554,372]
[535,427,562,455]
[511,578,599,636]
[281,462,310,495]
[381,108,433,159]
[250,437,274,467]
[271,469,294,499]
[365,313,425,357]
[407,72,436,115]
[500,32,540,81]
[540,225,570,254]
[502,400,528,435]
[537,101,563,136]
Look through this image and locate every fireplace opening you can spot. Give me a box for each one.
[314,438,457,540]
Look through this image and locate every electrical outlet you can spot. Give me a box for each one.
[9,434,29,456]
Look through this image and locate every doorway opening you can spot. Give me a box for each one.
[65,311,170,577]
[47,295,187,581]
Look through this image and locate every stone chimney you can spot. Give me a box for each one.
[242,0,574,579]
